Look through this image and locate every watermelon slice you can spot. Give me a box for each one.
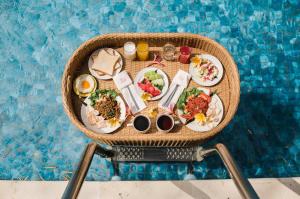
[138,81,161,97]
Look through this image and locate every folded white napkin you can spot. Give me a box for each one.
[113,71,146,114]
[159,70,191,112]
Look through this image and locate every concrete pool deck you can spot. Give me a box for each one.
[1,178,299,199]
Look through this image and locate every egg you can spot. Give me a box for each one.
[73,74,97,97]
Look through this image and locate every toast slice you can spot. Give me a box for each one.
[91,50,119,76]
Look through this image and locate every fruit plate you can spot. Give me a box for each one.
[134,67,169,101]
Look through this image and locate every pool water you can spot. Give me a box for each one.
[0,0,299,181]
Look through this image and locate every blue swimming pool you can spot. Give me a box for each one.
[0,0,299,181]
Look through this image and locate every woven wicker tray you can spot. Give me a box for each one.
[62,33,240,146]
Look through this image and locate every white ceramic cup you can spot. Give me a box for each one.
[156,114,180,133]
[127,114,151,133]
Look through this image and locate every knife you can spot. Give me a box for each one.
[163,84,179,107]
[127,87,139,113]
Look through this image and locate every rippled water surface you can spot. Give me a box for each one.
[0,0,299,180]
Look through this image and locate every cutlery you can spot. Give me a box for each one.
[163,84,179,107]
[79,98,88,107]
[127,87,139,113]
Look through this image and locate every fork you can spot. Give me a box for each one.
[163,84,179,107]
[127,87,139,113]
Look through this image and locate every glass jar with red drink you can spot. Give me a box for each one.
[179,46,191,64]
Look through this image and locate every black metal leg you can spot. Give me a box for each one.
[187,162,193,174]
[183,162,196,180]
[111,159,122,181]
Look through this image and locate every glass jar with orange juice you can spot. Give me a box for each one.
[137,41,149,61]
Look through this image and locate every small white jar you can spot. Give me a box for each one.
[123,41,136,60]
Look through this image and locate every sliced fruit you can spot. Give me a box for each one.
[151,88,161,97]
[148,86,155,93]
[152,78,164,87]
[144,70,162,81]
[138,82,147,90]
[181,113,194,121]
[199,93,211,102]
[138,81,161,97]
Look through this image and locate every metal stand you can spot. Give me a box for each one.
[62,143,259,199]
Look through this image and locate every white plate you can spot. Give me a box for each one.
[177,88,224,132]
[88,48,123,80]
[81,96,126,134]
[134,67,169,101]
[189,54,223,86]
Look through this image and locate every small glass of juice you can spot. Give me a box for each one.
[179,46,191,64]
[137,41,149,61]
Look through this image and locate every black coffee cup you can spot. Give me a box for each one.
[127,114,151,133]
[156,114,180,133]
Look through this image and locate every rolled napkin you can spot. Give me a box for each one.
[159,69,191,112]
[113,71,146,114]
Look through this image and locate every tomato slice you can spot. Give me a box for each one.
[199,93,211,102]
[181,113,194,120]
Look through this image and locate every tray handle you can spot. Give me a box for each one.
[214,144,259,199]
[66,75,71,94]
[62,143,113,199]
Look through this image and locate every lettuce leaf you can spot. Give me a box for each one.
[177,89,187,111]
[176,88,203,111]
[187,87,202,97]
[89,89,118,106]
